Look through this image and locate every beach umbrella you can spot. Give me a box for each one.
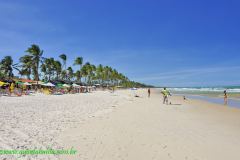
[6,79,15,83]
[0,81,10,86]
[131,88,137,90]
[32,81,44,85]
[72,83,80,87]
[42,82,55,87]
[20,79,34,83]
[0,81,5,86]
[16,81,24,85]
[63,84,71,88]
[56,83,63,88]
[47,82,55,87]
[24,82,32,86]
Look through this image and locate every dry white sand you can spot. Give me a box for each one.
[0,91,130,160]
[58,89,240,160]
[1,89,240,160]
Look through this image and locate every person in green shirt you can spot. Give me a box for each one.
[161,87,171,105]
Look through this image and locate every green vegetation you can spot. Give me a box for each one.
[0,44,152,88]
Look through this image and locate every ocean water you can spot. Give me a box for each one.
[185,95,240,109]
[156,87,240,108]
[168,86,240,93]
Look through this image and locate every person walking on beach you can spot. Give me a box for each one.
[148,88,151,98]
[161,87,171,105]
[224,90,228,105]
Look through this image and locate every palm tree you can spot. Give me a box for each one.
[0,56,19,78]
[25,44,43,81]
[41,63,47,81]
[81,63,88,83]
[67,67,74,81]
[43,58,55,80]
[59,54,67,70]
[96,64,104,84]
[0,70,4,79]
[54,60,62,80]
[82,63,96,85]
[74,57,83,68]
[61,70,67,80]
[74,57,83,82]
[1,46,149,88]
[19,55,32,79]
[103,66,112,85]
[117,73,126,86]
[111,69,118,86]
[75,70,81,82]
[85,64,96,85]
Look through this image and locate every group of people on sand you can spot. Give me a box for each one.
[148,87,172,105]
[0,81,29,97]
[147,88,229,106]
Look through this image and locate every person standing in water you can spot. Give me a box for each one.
[161,87,170,105]
[224,90,228,105]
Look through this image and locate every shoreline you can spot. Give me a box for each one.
[59,89,240,160]
[153,88,240,108]
[1,89,240,159]
[174,93,240,109]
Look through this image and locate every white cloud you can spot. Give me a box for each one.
[134,66,240,81]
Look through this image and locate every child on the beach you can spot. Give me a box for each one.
[224,90,228,105]
[183,96,187,100]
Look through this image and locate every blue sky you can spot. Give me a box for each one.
[0,0,240,87]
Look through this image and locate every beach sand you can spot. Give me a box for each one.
[1,89,240,159]
[59,89,240,160]
[0,91,130,160]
